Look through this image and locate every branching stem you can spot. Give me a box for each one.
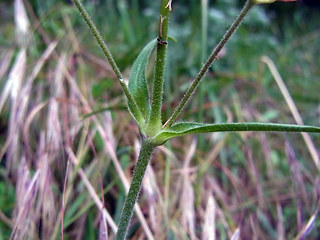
[163,0,254,128]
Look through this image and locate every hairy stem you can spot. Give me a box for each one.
[72,0,144,123]
[148,0,171,131]
[115,140,155,240]
[163,0,254,128]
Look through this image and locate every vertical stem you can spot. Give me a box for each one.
[163,0,254,128]
[148,0,171,131]
[115,140,155,240]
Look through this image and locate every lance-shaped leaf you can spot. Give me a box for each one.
[153,122,320,144]
[128,39,157,120]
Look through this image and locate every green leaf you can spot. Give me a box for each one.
[153,122,320,144]
[128,39,157,120]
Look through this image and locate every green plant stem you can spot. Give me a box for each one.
[115,140,155,240]
[163,0,254,128]
[148,0,171,131]
[72,0,144,123]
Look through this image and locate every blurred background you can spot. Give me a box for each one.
[0,0,319,239]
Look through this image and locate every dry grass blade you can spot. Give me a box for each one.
[102,111,116,150]
[230,228,240,240]
[204,176,233,238]
[68,88,81,141]
[46,54,65,150]
[202,136,226,173]
[66,147,118,233]
[22,102,47,157]
[99,210,109,240]
[261,56,320,170]
[249,214,259,240]
[10,161,40,240]
[180,139,197,239]
[202,195,216,240]
[60,157,70,240]
[276,202,285,240]
[3,48,26,173]
[36,146,57,239]
[0,49,26,113]
[21,42,57,115]
[4,43,56,175]
[0,50,14,81]
[294,201,320,240]
[14,0,31,47]
[0,49,26,167]
[181,179,196,239]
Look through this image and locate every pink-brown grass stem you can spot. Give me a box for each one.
[66,148,117,232]
[261,56,320,170]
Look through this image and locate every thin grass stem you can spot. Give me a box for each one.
[261,56,320,170]
[72,0,144,123]
[163,0,254,128]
